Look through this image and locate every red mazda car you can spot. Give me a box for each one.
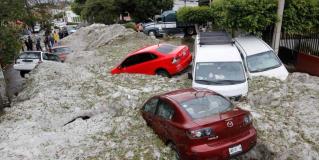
[141,88,257,160]
[111,44,192,77]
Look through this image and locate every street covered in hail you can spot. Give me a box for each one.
[0,24,318,160]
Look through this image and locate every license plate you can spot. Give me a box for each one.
[229,144,242,155]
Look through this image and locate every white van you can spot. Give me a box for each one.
[234,36,289,80]
[190,32,248,100]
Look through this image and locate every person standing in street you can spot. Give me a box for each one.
[53,31,59,46]
[36,36,42,51]
[27,36,33,51]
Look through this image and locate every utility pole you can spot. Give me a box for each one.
[272,0,285,54]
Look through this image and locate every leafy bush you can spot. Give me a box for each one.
[177,6,213,24]
[213,0,278,35]
[283,0,319,34]
[123,22,137,31]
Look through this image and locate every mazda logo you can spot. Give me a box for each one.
[226,121,234,128]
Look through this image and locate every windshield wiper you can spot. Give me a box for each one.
[251,65,281,73]
[215,80,245,84]
[195,79,225,84]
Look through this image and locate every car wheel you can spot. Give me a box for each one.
[168,142,181,160]
[156,70,170,78]
[186,27,195,35]
[20,71,26,78]
[148,30,156,36]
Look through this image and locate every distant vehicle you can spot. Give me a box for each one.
[33,25,41,33]
[14,51,61,77]
[51,46,73,62]
[189,32,248,100]
[143,10,196,37]
[66,25,77,34]
[141,88,257,160]
[111,44,192,77]
[234,36,289,81]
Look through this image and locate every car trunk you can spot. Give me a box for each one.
[192,108,249,145]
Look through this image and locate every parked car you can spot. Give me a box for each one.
[111,44,192,77]
[143,10,196,37]
[14,51,61,77]
[51,46,73,62]
[190,32,248,100]
[234,36,289,80]
[141,88,257,160]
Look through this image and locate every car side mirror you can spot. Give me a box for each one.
[188,72,193,80]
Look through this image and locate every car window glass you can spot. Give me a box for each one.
[156,100,174,120]
[18,52,41,59]
[180,95,233,119]
[156,44,178,54]
[121,53,157,67]
[47,54,60,61]
[143,98,158,114]
[43,53,49,60]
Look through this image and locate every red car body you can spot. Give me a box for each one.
[141,88,257,160]
[111,44,192,76]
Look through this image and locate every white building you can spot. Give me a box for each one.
[65,10,82,23]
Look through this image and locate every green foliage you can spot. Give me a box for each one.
[130,0,173,21]
[71,0,173,23]
[123,22,137,31]
[81,0,117,24]
[213,0,278,35]
[0,0,26,25]
[54,12,65,19]
[0,27,21,65]
[177,6,213,24]
[283,0,319,34]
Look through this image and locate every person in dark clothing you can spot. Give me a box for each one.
[24,39,30,51]
[36,37,42,51]
[59,30,63,39]
[27,36,33,51]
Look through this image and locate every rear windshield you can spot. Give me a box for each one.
[52,47,72,54]
[180,95,232,119]
[18,52,41,59]
[156,44,178,54]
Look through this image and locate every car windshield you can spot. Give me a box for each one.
[156,44,178,54]
[246,51,281,73]
[52,47,72,54]
[195,62,246,85]
[180,95,233,119]
[18,52,41,59]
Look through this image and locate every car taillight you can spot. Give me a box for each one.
[243,114,253,125]
[187,128,213,139]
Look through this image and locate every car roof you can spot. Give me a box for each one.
[234,36,272,56]
[130,44,179,56]
[195,44,242,62]
[161,88,218,103]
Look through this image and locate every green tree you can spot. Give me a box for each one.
[177,6,213,32]
[283,0,319,34]
[213,0,278,35]
[71,0,87,16]
[81,0,117,24]
[130,0,173,21]
[0,0,26,65]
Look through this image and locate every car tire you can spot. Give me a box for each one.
[156,69,170,78]
[20,71,26,78]
[168,142,181,160]
[186,27,195,36]
[148,30,156,36]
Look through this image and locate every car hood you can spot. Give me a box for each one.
[192,81,248,97]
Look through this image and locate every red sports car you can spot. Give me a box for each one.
[141,88,257,160]
[111,44,192,77]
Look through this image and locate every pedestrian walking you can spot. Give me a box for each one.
[24,39,29,51]
[27,36,33,51]
[49,35,54,49]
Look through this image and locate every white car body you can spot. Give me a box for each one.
[192,32,248,98]
[14,51,44,71]
[34,25,41,32]
[234,36,289,81]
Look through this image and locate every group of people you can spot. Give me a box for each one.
[22,29,64,52]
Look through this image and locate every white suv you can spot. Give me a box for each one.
[14,51,60,77]
[190,32,248,99]
[234,36,288,81]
